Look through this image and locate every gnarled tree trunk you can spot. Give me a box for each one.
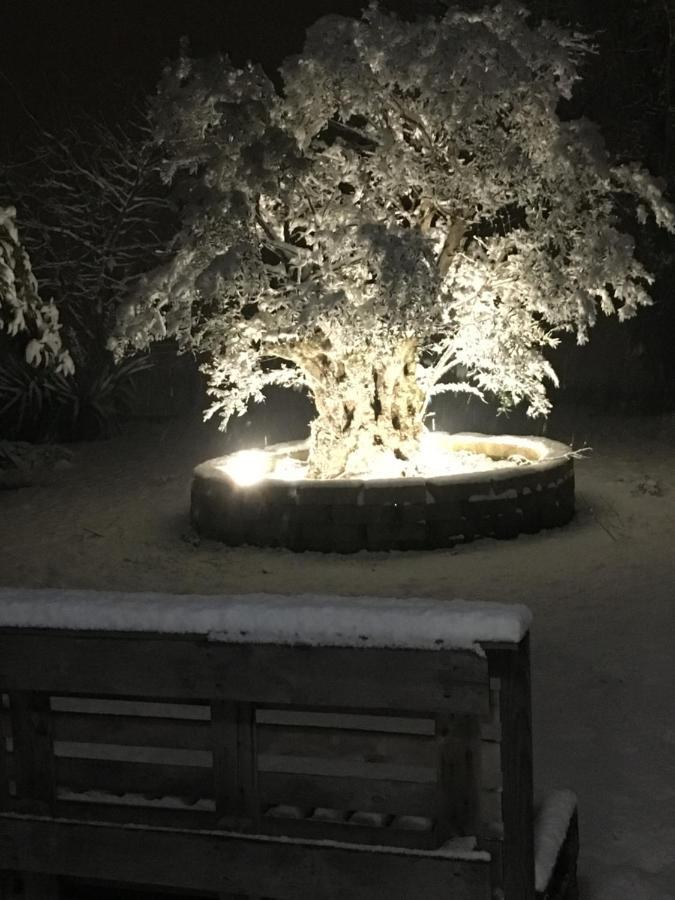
[296,340,425,478]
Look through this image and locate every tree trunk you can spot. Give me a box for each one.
[299,340,425,479]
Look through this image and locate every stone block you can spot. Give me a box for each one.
[296,480,363,506]
[332,505,367,525]
[331,523,366,554]
[298,523,337,552]
[362,478,427,506]
[295,505,333,526]
[397,502,429,524]
[394,522,428,550]
[362,505,399,525]
[365,522,398,550]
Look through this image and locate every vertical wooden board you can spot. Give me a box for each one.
[20,873,60,900]
[211,701,258,830]
[0,873,16,900]
[491,639,535,900]
[480,739,502,792]
[0,706,10,805]
[9,693,55,815]
[480,680,502,741]
[434,713,481,844]
[480,838,504,894]
[478,789,503,835]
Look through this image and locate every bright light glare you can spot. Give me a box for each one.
[270,456,306,481]
[221,449,271,486]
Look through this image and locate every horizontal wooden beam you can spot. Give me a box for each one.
[0,631,488,714]
[259,770,436,818]
[52,712,212,751]
[0,813,492,900]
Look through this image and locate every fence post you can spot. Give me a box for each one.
[8,692,60,899]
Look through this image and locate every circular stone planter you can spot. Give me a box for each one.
[191,433,575,553]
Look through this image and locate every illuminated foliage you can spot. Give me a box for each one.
[112,3,675,476]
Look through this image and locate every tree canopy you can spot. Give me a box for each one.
[112,2,675,476]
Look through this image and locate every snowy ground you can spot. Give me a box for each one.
[0,409,674,899]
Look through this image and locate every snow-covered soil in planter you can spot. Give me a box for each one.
[0,409,674,899]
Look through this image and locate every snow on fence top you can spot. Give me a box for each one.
[0,589,531,651]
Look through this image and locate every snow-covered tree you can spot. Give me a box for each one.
[112,3,675,478]
[1,115,172,361]
[0,206,73,374]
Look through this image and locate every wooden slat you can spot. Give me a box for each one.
[259,771,436,818]
[52,713,211,750]
[261,812,436,850]
[0,707,10,804]
[480,739,502,792]
[259,753,434,784]
[211,701,258,829]
[257,709,434,735]
[435,713,481,843]
[491,638,535,900]
[9,693,55,815]
[0,813,492,900]
[54,743,211,767]
[258,724,436,768]
[55,758,212,801]
[0,632,489,714]
[480,683,501,741]
[51,697,210,720]
[480,837,504,893]
[54,799,214,831]
[479,790,503,832]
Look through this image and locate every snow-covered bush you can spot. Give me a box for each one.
[111,2,675,477]
[0,206,73,374]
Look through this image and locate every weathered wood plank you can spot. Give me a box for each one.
[480,739,502,792]
[211,701,258,829]
[259,752,434,784]
[55,758,212,801]
[8,693,55,815]
[480,838,504,894]
[0,706,10,805]
[260,811,437,850]
[257,709,435,735]
[52,713,211,751]
[20,873,60,900]
[259,771,437,818]
[479,790,503,834]
[258,724,436,768]
[54,798,215,831]
[0,813,492,900]
[491,638,535,900]
[435,714,481,844]
[51,697,209,720]
[0,632,489,714]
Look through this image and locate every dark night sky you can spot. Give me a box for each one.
[1,0,673,404]
[0,0,368,145]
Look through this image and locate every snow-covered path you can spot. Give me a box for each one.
[1,411,674,898]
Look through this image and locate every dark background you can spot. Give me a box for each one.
[1,0,674,435]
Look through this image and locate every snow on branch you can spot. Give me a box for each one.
[110,4,675,477]
[0,206,73,373]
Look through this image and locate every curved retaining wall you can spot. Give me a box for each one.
[191,434,575,553]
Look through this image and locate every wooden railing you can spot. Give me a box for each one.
[0,593,578,900]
